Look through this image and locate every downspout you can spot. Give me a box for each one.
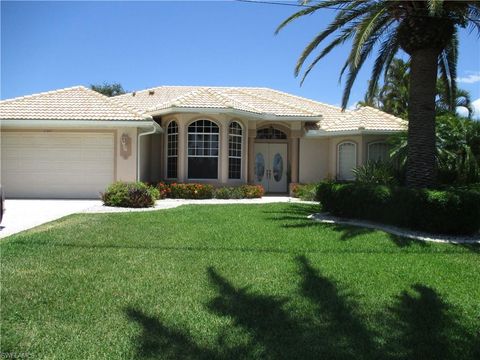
[137,121,163,181]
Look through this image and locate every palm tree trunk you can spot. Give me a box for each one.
[406,48,439,188]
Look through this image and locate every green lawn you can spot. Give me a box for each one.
[1,203,479,359]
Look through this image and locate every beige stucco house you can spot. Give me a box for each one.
[0,85,406,198]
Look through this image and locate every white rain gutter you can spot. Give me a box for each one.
[0,119,156,128]
[137,121,163,181]
[304,129,403,137]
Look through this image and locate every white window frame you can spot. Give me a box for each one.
[228,121,243,180]
[187,119,220,181]
[367,141,389,162]
[337,141,357,181]
[165,120,178,179]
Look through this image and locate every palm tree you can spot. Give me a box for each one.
[277,1,480,188]
[378,58,410,119]
[361,58,473,119]
[436,79,474,117]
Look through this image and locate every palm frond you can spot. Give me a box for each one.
[275,0,356,34]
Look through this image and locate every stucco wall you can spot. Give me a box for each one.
[116,127,137,182]
[299,138,329,183]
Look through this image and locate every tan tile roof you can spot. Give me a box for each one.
[115,86,405,132]
[114,86,332,118]
[321,106,407,132]
[0,86,150,121]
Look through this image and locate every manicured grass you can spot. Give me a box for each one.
[1,203,479,359]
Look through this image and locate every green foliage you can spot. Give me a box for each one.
[239,184,265,199]
[353,161,397,185]
[317,181,480,235]
[291,183,318,201]
[167,183,214,199]
[155,183,265,199]
[90,82,126,97]
[389,115,480,185]
[213,187,244,199]
[101,181,159,208]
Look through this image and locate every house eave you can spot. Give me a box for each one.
[305,129,404,137]
[146,106,323,122]
[0,119,161,130]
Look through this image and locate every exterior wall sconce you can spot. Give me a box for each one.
[120,133,131,159]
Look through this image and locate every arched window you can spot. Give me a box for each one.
[228,122,242,179]
[256,127,287,140]
[368,142,389,162]
[166,121,178,178]
[188,120,219,179]
[338,142,357,180]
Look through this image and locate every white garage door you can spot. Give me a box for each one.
[1,132,114,198]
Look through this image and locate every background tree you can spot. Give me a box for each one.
[359,58,473,119]
[389,114,480,185]
[277,0,480,188]
[90,82,126,97]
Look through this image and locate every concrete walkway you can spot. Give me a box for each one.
[0,199,102,239]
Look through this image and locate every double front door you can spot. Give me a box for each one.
[254,143,287,193]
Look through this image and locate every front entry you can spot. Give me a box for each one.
[254,143,287,193]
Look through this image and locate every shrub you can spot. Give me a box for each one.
[156,182,171,199]
[167,183,214,199]
[240,184,264,198]
[316,181,480,235]
[353,161,397,185]
[102,182,159,208]
[214,187,244,199]
[291,183,318,201]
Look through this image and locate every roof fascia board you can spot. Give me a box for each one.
[0,119,160,129]
[147,107,323,122]
[305,129,402,137]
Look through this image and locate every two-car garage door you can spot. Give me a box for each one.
[1,132,114,198]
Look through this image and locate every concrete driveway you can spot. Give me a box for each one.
[0,199,102,239]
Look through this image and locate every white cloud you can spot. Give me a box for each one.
[456,72,480,84]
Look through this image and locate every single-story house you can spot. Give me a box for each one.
[0,85,406,198]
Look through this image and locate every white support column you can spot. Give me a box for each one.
[220,121,229,184]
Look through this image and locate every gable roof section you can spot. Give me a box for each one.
[0,86,150,121]
[114,86,337,119]
[320,106,407,133]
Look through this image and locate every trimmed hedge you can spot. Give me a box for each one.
[102,182,159,208]
[156,183,265,200]
[316,182,480,235]
[167,183,214,199]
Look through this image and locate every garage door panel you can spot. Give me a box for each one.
[1,132,115,198]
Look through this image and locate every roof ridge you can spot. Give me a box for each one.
[234,88,320,116]
[84,87,151,120]
[204,88,234,107]
[0,85,86,104]
[145,88,204,112]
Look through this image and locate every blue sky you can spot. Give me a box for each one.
[1,0,479,115]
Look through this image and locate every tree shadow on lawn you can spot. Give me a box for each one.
[125,256,478,360]
[269,204,440,248]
